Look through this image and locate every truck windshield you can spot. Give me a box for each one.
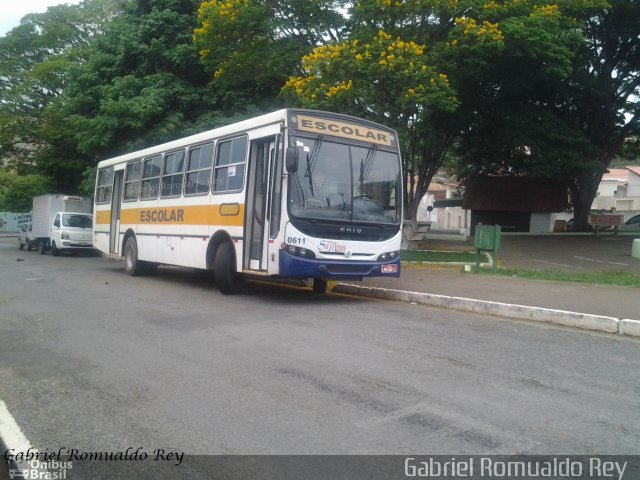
[62,214,93,228]
[289,138,401,225]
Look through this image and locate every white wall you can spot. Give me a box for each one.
[628,172,640,196]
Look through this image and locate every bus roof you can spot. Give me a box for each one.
[96,109,397,169]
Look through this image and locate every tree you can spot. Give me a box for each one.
[445,0,638,230]
[0,175,52,212]
[66,0,219,160]
[566,0,640,229]
[0,0,122,185]
[193,0,348,106]
[281,0,504,219]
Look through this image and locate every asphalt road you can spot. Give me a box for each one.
[1,237,639,478]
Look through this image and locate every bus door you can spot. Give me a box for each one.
[109,170,124,254]
[244,136,276,271]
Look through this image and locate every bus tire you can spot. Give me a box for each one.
[124,237,147,276]
[51,241,60,256]
[214,242,241,294]
[313,278,328,294]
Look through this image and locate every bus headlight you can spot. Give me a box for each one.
[377,251,399,262]
[283,244,316,259]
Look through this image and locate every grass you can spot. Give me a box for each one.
[400,250,483,263]
[482,268,640,288]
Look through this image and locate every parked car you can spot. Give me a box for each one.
[18,224,36,251]
[619,214,640,232]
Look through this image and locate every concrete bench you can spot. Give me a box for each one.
[402,220,432,250]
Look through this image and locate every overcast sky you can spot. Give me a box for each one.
[1,0,83,37]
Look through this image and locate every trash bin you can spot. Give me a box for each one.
[474,224,501,272]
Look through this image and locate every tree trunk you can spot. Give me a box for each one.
[571,167,607,231]
[404,172,435,221]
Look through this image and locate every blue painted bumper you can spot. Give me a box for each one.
[279,250,401,280]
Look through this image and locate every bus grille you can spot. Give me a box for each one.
[318,232,381,241]
[326,264,372,274]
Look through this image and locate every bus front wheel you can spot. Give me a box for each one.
[313,278,328,294]
[214,242,241,294]
[124,237,147,276]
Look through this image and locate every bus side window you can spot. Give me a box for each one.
[96,167,114,204]
[161,150,185,198]
[214,136,247,193]
[185,143,213,195]
[124,161,141,201]
[141,155,161,200]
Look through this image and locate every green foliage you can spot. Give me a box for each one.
[66,0,218,159]
[79,165,97,199]
[489,268,640,288]
[282,0,503,218]
[448,0,639,230]
[0,174,52,212]
[194,0,348,104]
[0,0,123,187]
[400,250,480,263]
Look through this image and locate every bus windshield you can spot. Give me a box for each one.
[289,137,401,225]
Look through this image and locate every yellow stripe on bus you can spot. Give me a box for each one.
[95,205,245,226]
[117,204,245,226]
[95,210,111,225]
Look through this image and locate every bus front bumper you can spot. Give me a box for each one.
[279,250,401,280]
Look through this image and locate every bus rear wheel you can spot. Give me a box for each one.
[214,242,241,294]
[124,237,148,276]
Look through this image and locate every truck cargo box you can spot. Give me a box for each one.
[32,194,91,239]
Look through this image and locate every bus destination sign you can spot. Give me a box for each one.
[295,114,395,147]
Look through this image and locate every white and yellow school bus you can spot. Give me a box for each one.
[93,109,403,293]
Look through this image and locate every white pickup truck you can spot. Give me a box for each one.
[49,211,94,255]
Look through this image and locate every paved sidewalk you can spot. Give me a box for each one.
[359,266,637,320]
[351,234,639,323]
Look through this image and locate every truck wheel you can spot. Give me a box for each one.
[26,241,33,252]
[214,242,241,294]
[124,237,147,276]
[51,241,60,256]
[39,241,47,254]
[313,278,328,294]
[19,239,24,250]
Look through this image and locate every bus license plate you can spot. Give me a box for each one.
[381,264,397,273]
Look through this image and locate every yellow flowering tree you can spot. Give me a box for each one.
[283,0,507,219]
[193,0,347,105]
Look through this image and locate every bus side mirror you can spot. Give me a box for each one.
[286,147,298,174]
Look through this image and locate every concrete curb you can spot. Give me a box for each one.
[332,283,637,337]
[620,319,640,337]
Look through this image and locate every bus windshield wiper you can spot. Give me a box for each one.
[359,146,377,192]
[305,136,323,197]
